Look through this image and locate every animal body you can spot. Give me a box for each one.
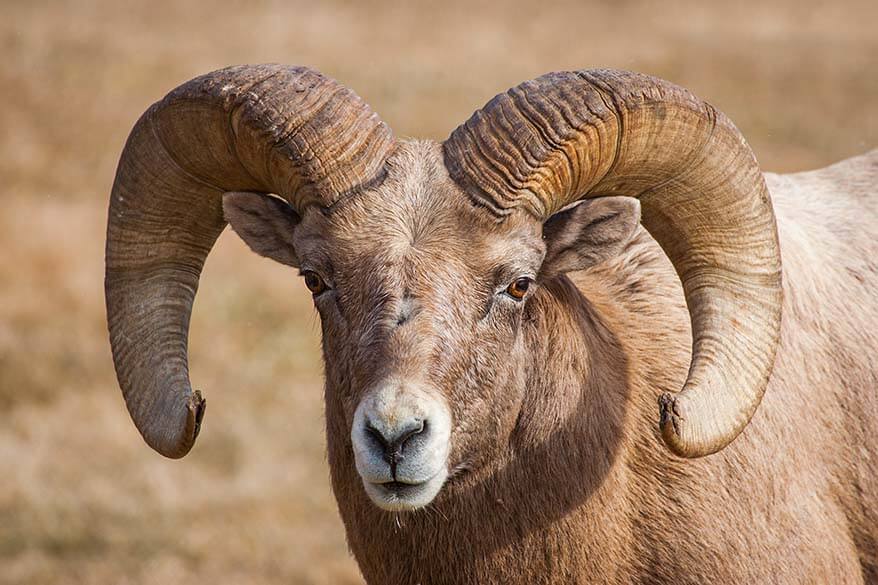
[105,64,878,583]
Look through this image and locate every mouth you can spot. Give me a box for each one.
[362,470,448,511]
[380,481,419,492]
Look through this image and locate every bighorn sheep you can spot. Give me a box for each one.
[106,64,878,583]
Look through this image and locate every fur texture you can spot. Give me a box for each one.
[225,142,878,583]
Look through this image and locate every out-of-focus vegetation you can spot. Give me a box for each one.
[1,0,874,582]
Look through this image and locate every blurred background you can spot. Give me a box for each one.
[1,0,875,583]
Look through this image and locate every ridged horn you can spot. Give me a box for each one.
[106,64,394,458]
[443,69,782,458]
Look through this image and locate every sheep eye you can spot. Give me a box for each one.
[505,277,532,300]
[302,271,327,295]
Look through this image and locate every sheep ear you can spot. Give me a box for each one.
[223,192,301,267]
[541,196,641,275]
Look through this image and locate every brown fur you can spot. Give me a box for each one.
[230,142,878,583]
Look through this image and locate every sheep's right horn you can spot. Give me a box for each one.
[106,64,394,458]
[444,70,783,458]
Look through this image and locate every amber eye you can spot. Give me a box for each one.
[302,271,327,295]
[505,277,532,300]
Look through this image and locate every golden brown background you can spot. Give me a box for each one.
[1,0,875,583]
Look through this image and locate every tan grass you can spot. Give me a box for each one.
[1,0,875,582]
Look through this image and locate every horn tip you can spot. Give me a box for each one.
[189,390,207,441]
[659,392,707,459]
[139,391,206,460]
[658,392,683,451]
[659,392,738,459]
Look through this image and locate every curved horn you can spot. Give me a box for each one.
[443,70,782,458]
[106,64,394,458]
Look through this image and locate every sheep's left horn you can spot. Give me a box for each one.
[443,70,782,458]
[106,64,394,458]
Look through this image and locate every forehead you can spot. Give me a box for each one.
[295,140,543,275]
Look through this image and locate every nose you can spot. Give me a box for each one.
[363,417,427,478]
[351,381,451,499]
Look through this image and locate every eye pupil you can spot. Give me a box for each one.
[506,277,531,300]
[303,271,326,295]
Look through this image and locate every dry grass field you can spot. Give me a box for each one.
[1,0,875,583]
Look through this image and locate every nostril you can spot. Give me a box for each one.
[364,421,390,452]
[394,419,426,453]
[362,418,429,473]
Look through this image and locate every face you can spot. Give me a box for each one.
[224,139,641,512]
[291,141,545,511]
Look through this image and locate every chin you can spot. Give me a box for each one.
[362,469,448,511]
